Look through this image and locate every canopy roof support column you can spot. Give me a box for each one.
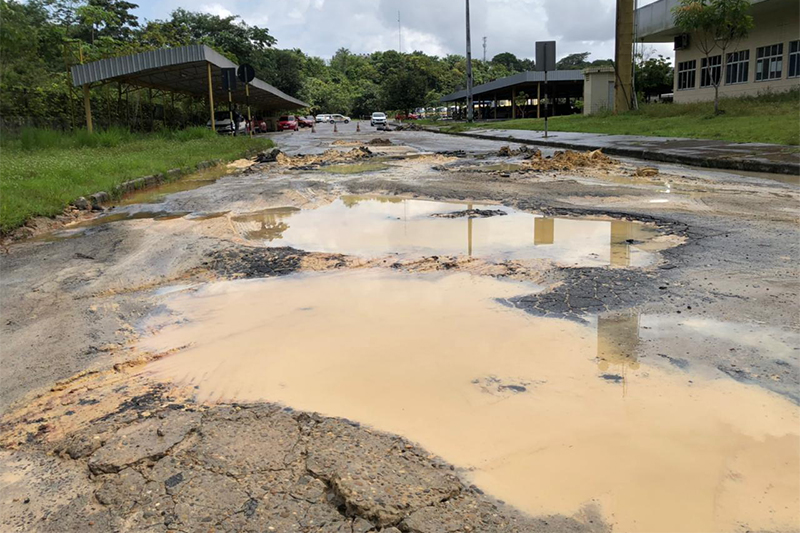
[82,85,93,133]
[511,87,516,119]
[207,62,215,130]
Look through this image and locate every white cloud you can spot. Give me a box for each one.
[134,0,674,65]
[199,3,234,18]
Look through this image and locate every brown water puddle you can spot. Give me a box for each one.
[140,270,799,533]
[230,196,670,267]
[118,166,230,206]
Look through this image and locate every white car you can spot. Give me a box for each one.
[207,111,246,135]
[370,112,387,127]
[315,114,331,123]
[328,114,351,124]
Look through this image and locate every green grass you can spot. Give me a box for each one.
[432,90,800,145]
[0,127,273,233]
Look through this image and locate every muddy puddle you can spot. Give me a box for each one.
[139,269,800,533]
[118,166,230,206]
[230,196,669,267]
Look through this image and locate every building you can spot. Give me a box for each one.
[636,0,800,103]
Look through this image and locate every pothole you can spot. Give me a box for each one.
[229,196,671,267]
[138,269,800,533]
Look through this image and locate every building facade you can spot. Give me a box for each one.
[636,0,799,103]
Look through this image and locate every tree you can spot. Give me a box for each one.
[556,52,590,70]
[636,54,674,101]
[673,0,753,114]
[491,52,522,72]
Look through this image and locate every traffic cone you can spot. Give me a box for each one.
[334,122,338,133]
[312,122,316,133]
[356,122,361,132]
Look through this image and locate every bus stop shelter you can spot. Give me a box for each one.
[71,44,308,132]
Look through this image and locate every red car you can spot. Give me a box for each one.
[277,115,299,131]
[395,113,419,121]
[297,116,315,128]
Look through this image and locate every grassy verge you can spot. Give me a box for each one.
[429,90,800,145]
[1,127,273,233]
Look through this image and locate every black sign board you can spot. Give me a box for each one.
[535,41,556,72]
[222,68,237,91]
[237,64,255,84]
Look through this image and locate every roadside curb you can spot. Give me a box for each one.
[417,126,800,176]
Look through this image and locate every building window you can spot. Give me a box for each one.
[789,41,800,78]
[677,60,696,90]
[756,43,783,81]
[725,50,749,84]
[700,55,722,87]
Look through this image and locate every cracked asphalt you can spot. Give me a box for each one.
[1,123,798,532]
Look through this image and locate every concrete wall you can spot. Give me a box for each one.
[583,68,616,115]
[673,6,799,103]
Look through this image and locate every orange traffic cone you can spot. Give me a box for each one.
[356,122,361,132]
[334,122,338,133]
[312,122,316,133]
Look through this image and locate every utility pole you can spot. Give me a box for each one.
[614,0,634,112]
[398,11,402,53]
[483,36,487,63]
[465,0,474,122]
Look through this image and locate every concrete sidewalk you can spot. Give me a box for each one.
[426,127,800,175]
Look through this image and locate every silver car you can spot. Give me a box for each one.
[370,112,387,127]
[315,114,331,123]
[329,114,351,124]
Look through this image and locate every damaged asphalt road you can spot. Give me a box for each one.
[1,126,799,532]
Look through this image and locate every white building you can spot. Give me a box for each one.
[636,0,799,103]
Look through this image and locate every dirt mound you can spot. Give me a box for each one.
[524,149,617,171]
[367,138,393,146]
[255,148,282,163]
[393,123,424,131]
[275,147,373,169]
[497,145,541,158]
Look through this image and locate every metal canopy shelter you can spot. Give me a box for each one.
[71,44,308,132]
[441,70,584,120]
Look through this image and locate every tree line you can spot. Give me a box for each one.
[0,0,673,131]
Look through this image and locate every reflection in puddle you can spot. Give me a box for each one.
[142,270,799,533]
[231,207,299,241]
[232,197,666,267]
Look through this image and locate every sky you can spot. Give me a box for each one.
[132,0,673,64]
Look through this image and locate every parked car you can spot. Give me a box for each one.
[394,113,419,121]
[329,114,351,124]
[370,112,387,127]
[315,114,331,123]
[208,111,246,135]
[277,115,299,132]
[298,116,315,128]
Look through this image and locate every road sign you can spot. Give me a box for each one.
[221,68,237,91]
[535,41,556,72]
[237,64,255,84]
[534,41,556,139]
